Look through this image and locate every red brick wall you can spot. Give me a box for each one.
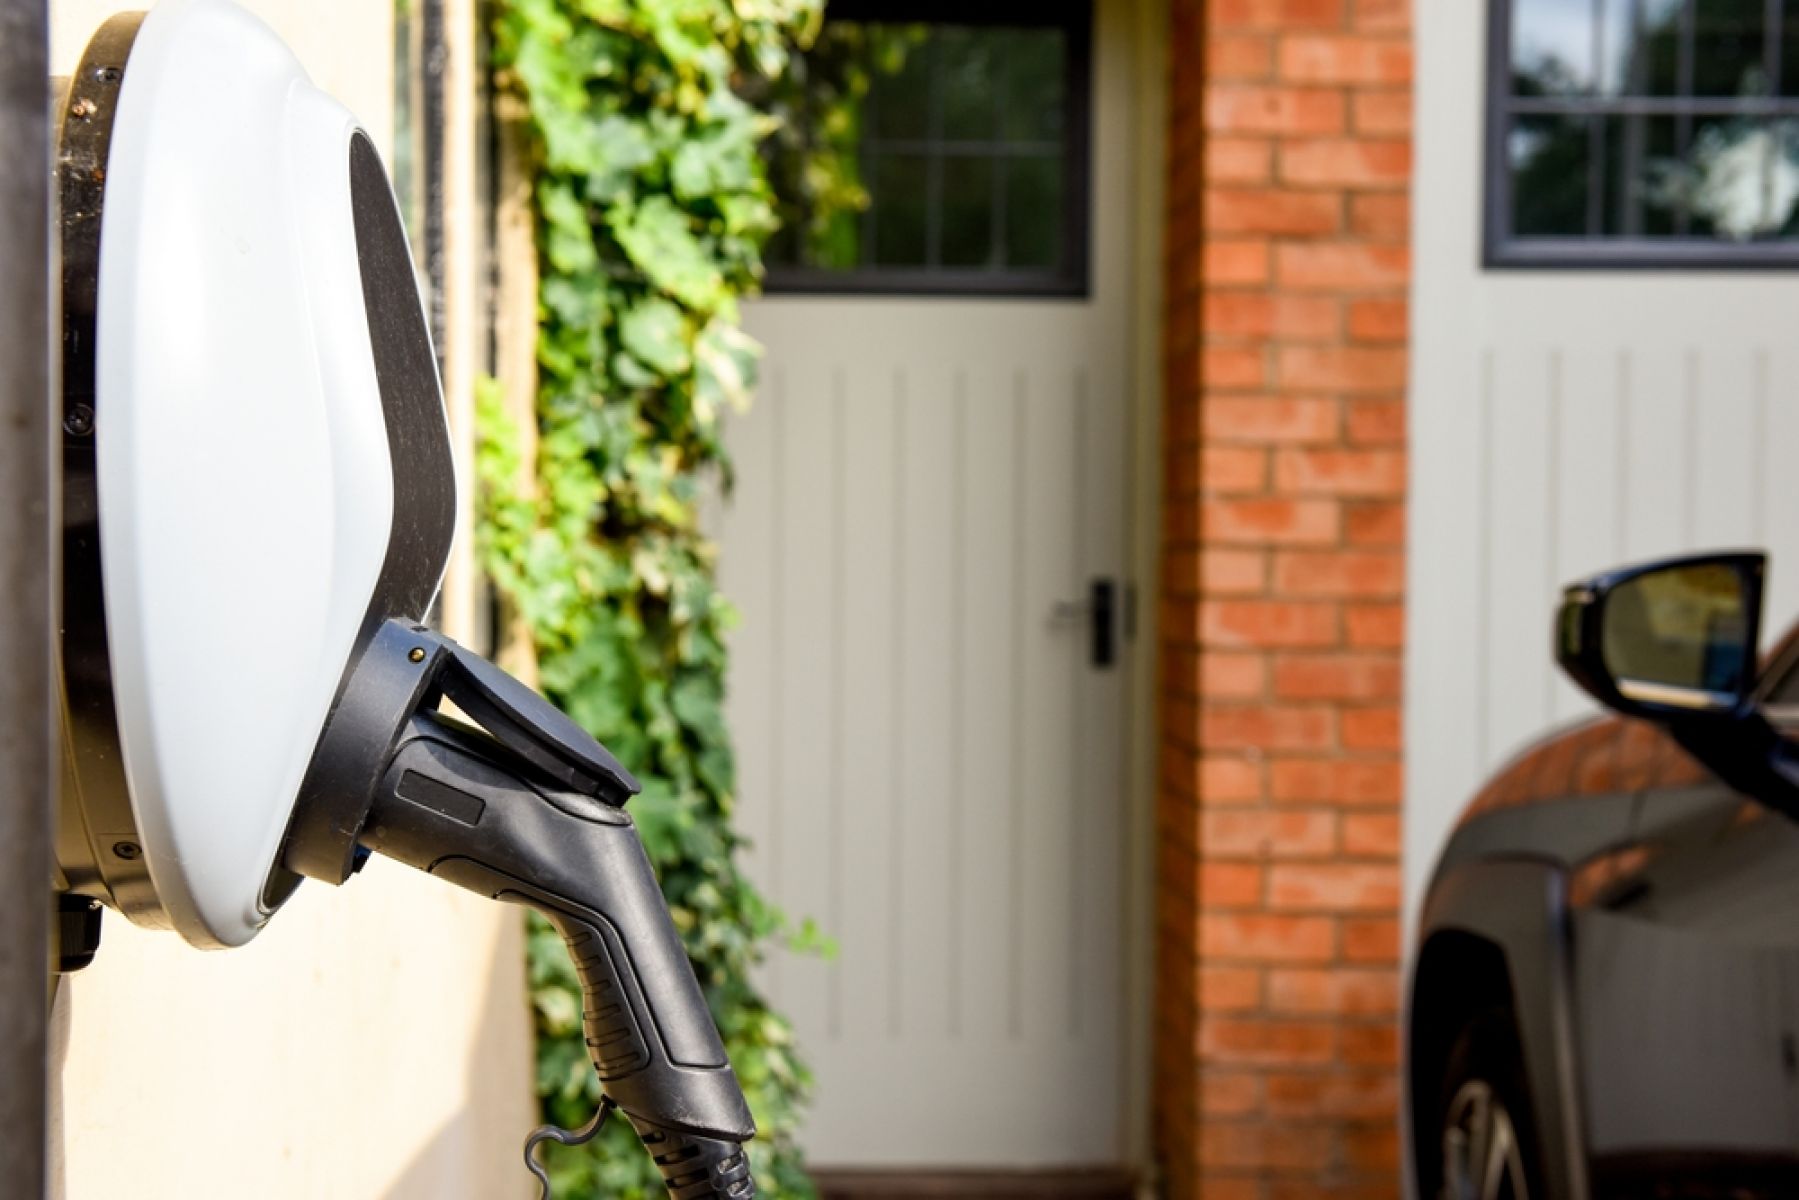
[1154,0,1412,1195]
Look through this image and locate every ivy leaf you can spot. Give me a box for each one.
[532,983,582,1033]
[573,0,631,24]
[694,318,761,418]
[715,191,780,239]
[541,274,605,330]
[669,670,724,733]
[580,113,657,198]
[669,137,724,200]
[670,110,760,199]
[609,195,731,314]
[629,786,690,866]
[696,742,734,798]
[538,179,598,275]
[788,917,839,960]
[534,1027,592,1100]
[620,296,693,375]
[612,350,661,389]
[641,0,716,71]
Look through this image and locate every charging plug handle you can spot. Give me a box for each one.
[282,622,756,1196]
[285,622,639,887]
[359,711,757,1195]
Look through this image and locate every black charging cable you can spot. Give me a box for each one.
[525,1097,615,1200]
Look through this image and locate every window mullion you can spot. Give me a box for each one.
[1676,0,1695,235]
[925,34,944,270]
[1767,0,1784,230]
[1588,0,1606,235]
[862,49,879,269]
[1623,0,1646,235]
[993,37,1009,269]
[800,72,817,267]
[1587,113,1606,236]
[1592,0,1606,89]
[1510,96,1799,113]
[1768,0,1784,92]
[1489,0,1515,252]
[1629,0,1647,93]
[861,138,1063,155]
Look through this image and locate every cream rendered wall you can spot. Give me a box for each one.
[1407,2,1799,910]
[47,3,533,1197]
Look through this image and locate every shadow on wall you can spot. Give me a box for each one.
[382,906,534,1200]
[47,861,534,1200]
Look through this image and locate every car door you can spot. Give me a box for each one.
[1572,780,1799,1197]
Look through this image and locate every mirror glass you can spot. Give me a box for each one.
[1602,563,1753,708]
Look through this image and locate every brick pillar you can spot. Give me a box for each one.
[1153,0,1208,1191]
[1155,0,1412,1196]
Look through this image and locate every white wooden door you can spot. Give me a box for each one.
[717,1,1144,1169]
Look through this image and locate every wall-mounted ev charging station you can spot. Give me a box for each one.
[49,1,758,1194]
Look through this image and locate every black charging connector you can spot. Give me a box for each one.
[279,620,757,1198]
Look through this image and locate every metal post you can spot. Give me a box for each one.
[0,0,53,1195]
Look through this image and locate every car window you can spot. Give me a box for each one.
[1761,630,1799,707]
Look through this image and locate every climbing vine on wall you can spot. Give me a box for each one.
[481,0,828,1193]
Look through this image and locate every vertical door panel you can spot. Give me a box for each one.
[957,365,1020,1046]
[837,363,902,1043]
[773,360,839,1037]
[894,354,959,1045]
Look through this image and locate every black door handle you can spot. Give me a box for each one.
[1090,577,1116,669]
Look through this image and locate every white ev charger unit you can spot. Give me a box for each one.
[51,2,757,1194]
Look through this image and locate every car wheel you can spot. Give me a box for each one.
[1436,1009,1542,1200]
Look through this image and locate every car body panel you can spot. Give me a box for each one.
[1416,860,1589,1200]
[1573,793,1799,1195]
[1413,712,1799,1198]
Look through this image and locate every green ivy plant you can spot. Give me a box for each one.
[480,0,827,1194]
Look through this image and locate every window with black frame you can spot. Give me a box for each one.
[1489,0,1799,265]
[760,0,1092,296]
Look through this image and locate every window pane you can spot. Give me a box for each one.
[1599,115,1799,238]
[1511,114,1593,235]
[1597,0,1641,94]
[1513,0,1598,95]
[1783,0,1799,94]
[1002,28,1067,142]
[941,156,996,267]
[1599,114,1682,234]
[869,152,929,265]
[1639,0,1688,96]
[1680,117,1799,237]
[1006,154,1064,268]
[939,27,999,142]
[762,11,1088,290]
[868,25,933,141]
[1495,0,1799,258]
[1693,0,1768,97]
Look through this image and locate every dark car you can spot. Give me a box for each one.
[1408,551,1799,1200]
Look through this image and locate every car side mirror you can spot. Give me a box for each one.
[1557,551,1765,720]
[1556,551,1799,819]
